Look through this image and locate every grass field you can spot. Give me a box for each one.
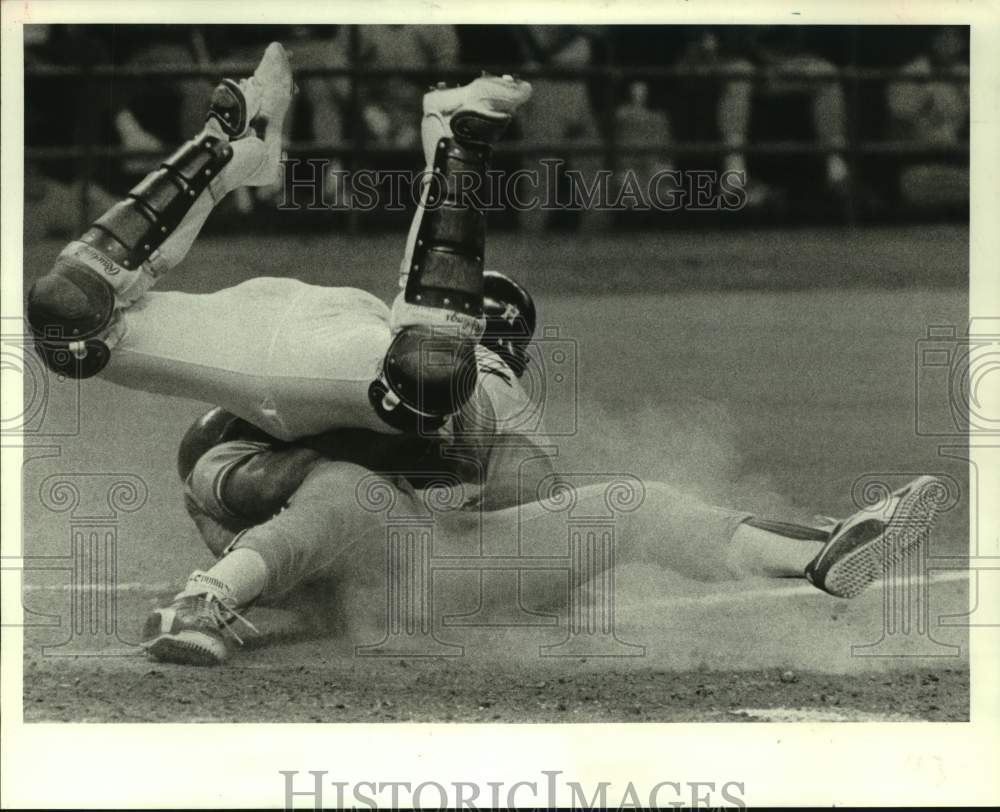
[17,225,971,722]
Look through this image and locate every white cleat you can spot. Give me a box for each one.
[805,475,946,599]
[423,74,532,147]
[242,41,295,133]
[241,42,294,186]
[140,571,258,667]
[205,42,294,187]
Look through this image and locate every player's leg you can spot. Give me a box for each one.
[142,458,405,665]
[143,451,945,664]
[728,475,947,596]
[93,277,392,439]
[26,42,293,380]
[369,75,533,432]
[449,475,948,616]
[23,44,396,439]
[142,413,326,665]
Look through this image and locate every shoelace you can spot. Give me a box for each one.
[204,597,260,646]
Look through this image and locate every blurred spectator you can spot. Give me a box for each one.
[354,25,460,150]
[887,26,969,209]
[24,23,972,231]
[24,24,120,235]
[286,26,349,147]
[616,80,671,161]
[727,27,851,205]
[274,26,350,209]
[513,26,603,231]
[120,26,215,150]
[666,29,758,200]
[24,161,118,240]
[614,81,673,212]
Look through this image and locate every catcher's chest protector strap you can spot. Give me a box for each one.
[405,138,489,316]
[80,134,233,271]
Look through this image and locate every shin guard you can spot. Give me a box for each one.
[404,138,489,318]
[80,133,234,273]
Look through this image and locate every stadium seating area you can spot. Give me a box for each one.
[24,24,969,235]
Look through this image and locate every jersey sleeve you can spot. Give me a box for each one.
[445,346,558,509]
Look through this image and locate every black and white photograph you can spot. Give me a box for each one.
[2,1,998,808]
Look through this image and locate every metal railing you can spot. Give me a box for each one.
[25,59,969,231]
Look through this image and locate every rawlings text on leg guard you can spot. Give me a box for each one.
[370,325,479,432]
[405,138,489,317]
[80,133,233,273]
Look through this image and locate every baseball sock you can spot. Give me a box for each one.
[728,520,826,578]
[193,548,268,607]
[742,516,831,541]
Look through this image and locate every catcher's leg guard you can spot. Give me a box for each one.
[27,133,234,378]
[394,75,531,332]
[377,75,531,430]
[25,260,116,379]
[81,133,234,274]
[376,140,492,429]
[404,138,490,318]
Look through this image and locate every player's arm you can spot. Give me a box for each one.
[178,408,324,556]
[180,410,447,536]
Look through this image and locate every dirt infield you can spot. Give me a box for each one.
[16,226,970,723]
[24,656,968,723]
[21,573,971,722]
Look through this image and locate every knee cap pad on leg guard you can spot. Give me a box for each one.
[27,261,116,379]
[80,134,233,272]
[370,326,479,432]
[405,139,490,315]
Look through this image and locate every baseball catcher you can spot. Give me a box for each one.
[27,43,537,442]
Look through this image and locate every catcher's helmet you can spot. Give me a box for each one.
[482,270,536,378]
[176,407,278,482]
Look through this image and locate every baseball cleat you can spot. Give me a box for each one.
[141,572,257,666]
[423,74,532,147]
[805,475,945,598]
[207,42,293,186]
[245,42,294,131]
[243,41,294,186]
